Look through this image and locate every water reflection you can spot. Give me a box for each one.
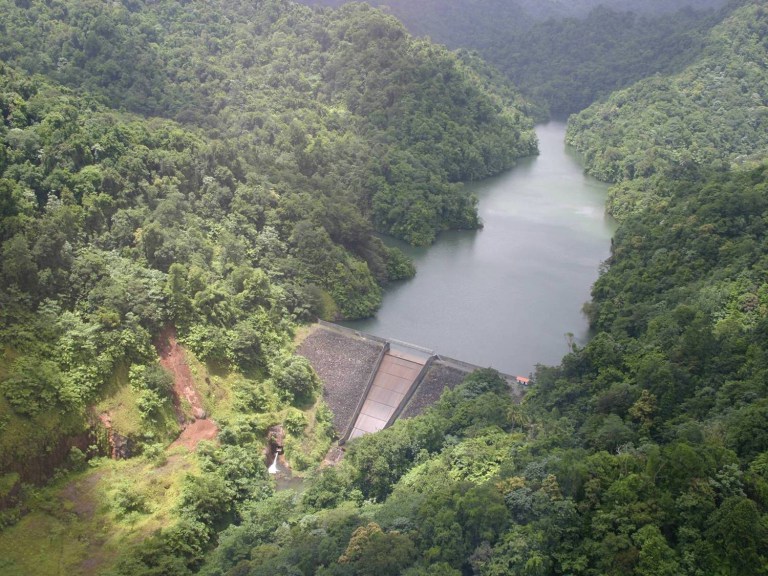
[344,122,616,375]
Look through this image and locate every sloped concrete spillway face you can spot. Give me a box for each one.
[348,348,427,439]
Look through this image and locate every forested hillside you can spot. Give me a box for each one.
[66,157,767,574]
[567,2,768,218]
[486,7,724,115]
[0,0,536,246]
[187,164,768,576]
[193,3,768,576]
[301,0,731,115]
[192,162,767,576]
[0,1,537,571]
[2,0,768,574]
[108,155,768,573]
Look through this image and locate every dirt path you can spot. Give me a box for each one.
[156,326,218,450]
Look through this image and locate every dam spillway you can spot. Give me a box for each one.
[297,322,526,442]
[348,348,429,440]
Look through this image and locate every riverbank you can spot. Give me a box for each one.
[344,122,616,375]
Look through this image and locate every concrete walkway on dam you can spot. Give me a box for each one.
[297,322,527,443]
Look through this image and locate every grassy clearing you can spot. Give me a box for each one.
[0,511,89,576]
[186,351,236,420]
[95,363,180,445]
[0,453,197,575]
[292,323,317,348]
[94,364,142,436]
[0,335,335,573]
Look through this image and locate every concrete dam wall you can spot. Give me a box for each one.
[297,322,527,442]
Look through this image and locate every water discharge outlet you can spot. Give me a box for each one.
[268,452,279,474]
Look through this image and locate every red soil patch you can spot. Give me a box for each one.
[99,411,112,429]
[156,327,206,420]
[170,419,219,450]
[97,411,130,459]
[155,326,218,450]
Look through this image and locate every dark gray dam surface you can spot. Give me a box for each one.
[344,122,616,376]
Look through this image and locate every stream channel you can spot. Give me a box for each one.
[343,121,617,376]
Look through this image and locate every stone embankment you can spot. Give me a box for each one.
[297,325,385,436]
[399,361,468,419]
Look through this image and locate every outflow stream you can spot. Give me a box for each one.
[344,122,616,376]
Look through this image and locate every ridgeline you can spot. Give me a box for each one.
[1,0,768,575]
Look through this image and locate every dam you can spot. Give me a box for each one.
[297,321,527,442]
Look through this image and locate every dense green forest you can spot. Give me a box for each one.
[301,0,732,115]
[0,0,536,571]
[199,7,768,560]
[0,0,536,246]
[2,0,768,574]
[486,7,726,116]
[567,2,768,218]
[105,156,768,574]
[184,162,768,576]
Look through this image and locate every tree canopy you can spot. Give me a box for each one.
[2,0,768,575]
[0,0,536,550]
[566,2,768,218]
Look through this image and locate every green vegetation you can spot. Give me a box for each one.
[199,369,522,576]
[489,6,726,116]
[0,0,536,571]
[303,0,731,116]
[0,0,535,472]
[0,455,194,575]
[567,2,768,218]
[194,3,768,574]
[192,163,768,576]
[0,0,536,246]
[2,0,768,574]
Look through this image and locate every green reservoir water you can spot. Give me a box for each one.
[344,122,616,376]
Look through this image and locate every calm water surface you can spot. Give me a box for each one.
[344,122,615,376]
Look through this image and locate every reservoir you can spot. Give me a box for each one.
[344,122,616,376]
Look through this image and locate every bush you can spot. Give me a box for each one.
[284,408,308,435]
[67,446,87,471]
[2,355,61,415]
[112,482,150,518]
[142,443,168,467]
[273,355,320,406]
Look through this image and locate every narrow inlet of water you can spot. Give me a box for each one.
[344,122,616,376]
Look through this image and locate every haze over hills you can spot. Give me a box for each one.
[567,1,768,218]
[516,0,729,18]
[1,0,768,574]
[300,0,736,115]
[306,0,729,21]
